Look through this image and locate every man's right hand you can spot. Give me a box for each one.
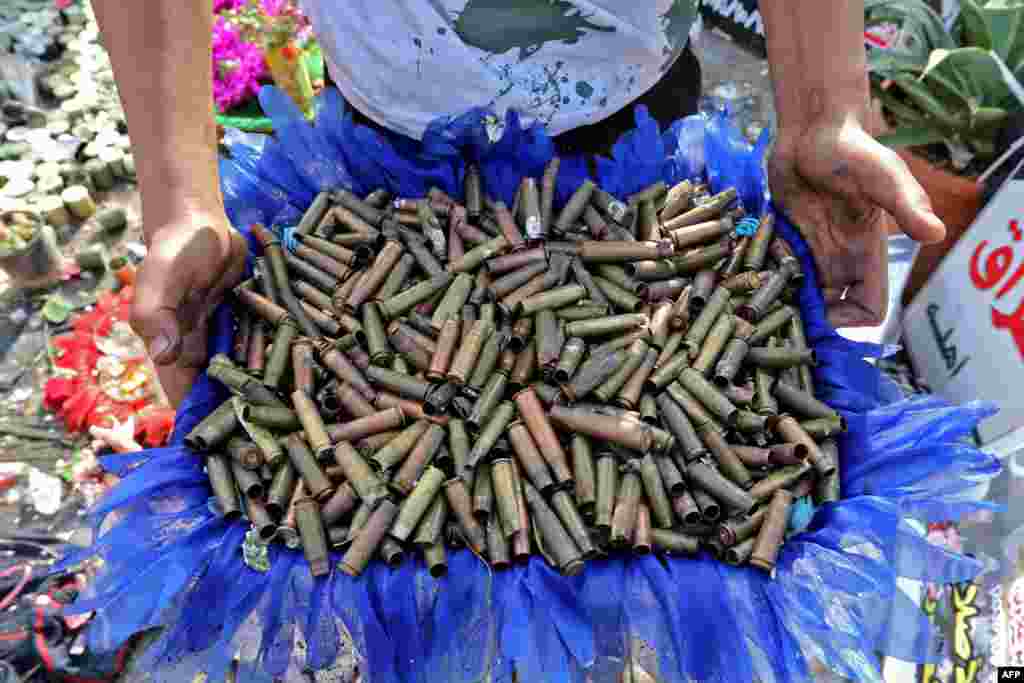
[130,212,248,407]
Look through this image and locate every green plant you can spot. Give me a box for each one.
[866,0,1024,164]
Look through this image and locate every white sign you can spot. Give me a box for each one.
[904,160,1024,445]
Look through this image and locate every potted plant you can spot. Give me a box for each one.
[865,0,1024,303]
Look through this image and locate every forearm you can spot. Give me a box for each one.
[760,0,869,132]
[93,0,222,242]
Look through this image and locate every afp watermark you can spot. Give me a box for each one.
[1000,667,1024,680]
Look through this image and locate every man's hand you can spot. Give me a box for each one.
[767,113,946,328]
[131,212,247,406]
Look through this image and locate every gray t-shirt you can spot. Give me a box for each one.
[300,0,698,138]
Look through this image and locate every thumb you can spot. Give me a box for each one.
[848,133,947,245]
[130,262,186,365]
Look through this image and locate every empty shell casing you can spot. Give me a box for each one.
[469,329,508,392]
[551,489,596,559]
[722,537,755,566]
[450,235,510,274]
[689,269,717,315]
[737,269,792,323]
[773,381,837,420]
[549,405,653,455]
[266,460,297,518]
[423,541,449,577]
[692,312,735,376]
[346,240,404,311]
[536,310,564,374]
[391,422,446,495]
[365,366,432,403]
[748,305,796,346]
[720,235,750,279]
[743,213,775,272]
[748,463,812,503]
[637,200,660,242]
[610,470,642,547]
[412,494,449,547]
[486,515,512,569]
[554,337,587,384]
[646,350,690,392]
[320,481,358,527]
[508,421,556,494]
[800,415,847,439]
[466,401,517,472]
[630,504,652,554]
[713,321,752,387]
[660,179,693,221]
[594,452,619,531]
[661,188,736,230]
[593,276,643,312]
[565,314,648,339]
[472,462,494,520]
[775,415,834,475]
[427,317,461,382]
[316,340,376,402]
[379,273,454,320]
[508,317,534,353]
[331,381,375,419]
[655,454,686,496]
[290,338,317,397]
[639,454,675,529]
[692,487,722,522]
[391,466,445,542]
[332,442,386,504]
[448,319,492,385]
[361,302,392,367]
[616,347,659,410]
[207,454,241,519]
[672,488,702,525]
[719,507,768,547]
[556,179,594,232]
[326,408,407,447]
[684,287,731,357]
[490,261,549,300]
[814,440,841,505]
[444,477,486,554]
[292,390,333,460]
[464,164,483,219]
[285,434,333,501]
[491,458,524,537]
[226,437,264,470]
[679,368,738,426]
[687,458,756,514]
[262,319,298,390]
[768,442,808,466]
[468,372,508,431]
[520,282,585,317]
[432,273,475,330]
[387,322,434,372]
[492,200,525,249]
[487,246,548,276]
[698,426,752,490]
[523,481,584,576]
[593,339,649,403]
[341,499,399,577]
[730,445,773,468]
[580,240,673,264]
[749,489,792,572]
[563,349,625,402]
[519,177,543,241]
[570,258,611,309]
[514,387,573,486]
[292,497,330,577]
[672,239,732,275]
[733,410,774,433]
[570,434,597,517]
[186,400,239,451]
[655,392,707,462]
[721,270,769,294]
[667,216,734,251]
[646,528,699,556]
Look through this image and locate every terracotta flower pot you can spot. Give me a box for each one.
[898,149,985,307]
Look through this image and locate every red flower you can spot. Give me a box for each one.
[137,409,176,447]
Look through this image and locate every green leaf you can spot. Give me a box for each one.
[865,0,957,76]
[955,0,1024,72]
[922,47,1014,109]
[878,126,948,148]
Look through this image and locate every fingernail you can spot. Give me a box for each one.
[150,334,172,360]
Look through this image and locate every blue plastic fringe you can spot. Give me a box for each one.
[59,88,1001,683]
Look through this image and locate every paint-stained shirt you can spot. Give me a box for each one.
[300,0,698,138]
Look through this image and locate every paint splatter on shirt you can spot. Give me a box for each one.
[300,0,697,138]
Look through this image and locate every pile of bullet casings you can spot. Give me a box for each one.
[187,161,844,581]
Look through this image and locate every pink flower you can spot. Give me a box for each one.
[213,0,245,12]
[211,16,267,112]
